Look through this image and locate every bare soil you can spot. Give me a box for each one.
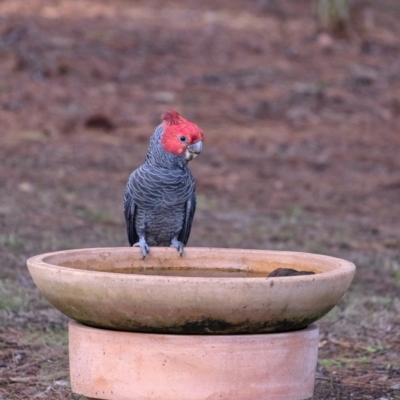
[1,0,400,399]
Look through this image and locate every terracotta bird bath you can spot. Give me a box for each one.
[27,247,355,400]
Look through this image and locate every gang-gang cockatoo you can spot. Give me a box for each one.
[124,110,204,258]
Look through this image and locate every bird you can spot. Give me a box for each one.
[124,110,204,258]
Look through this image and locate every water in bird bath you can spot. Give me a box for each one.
[55,252,320,277]
[93,266,316,277]
[100,266,268,277]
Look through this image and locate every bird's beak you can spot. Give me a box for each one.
[187,141,202,156]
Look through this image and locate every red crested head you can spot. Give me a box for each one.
[160,110,204,158]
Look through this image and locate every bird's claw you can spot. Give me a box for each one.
[170,239,184,257]
[133,239,149,259]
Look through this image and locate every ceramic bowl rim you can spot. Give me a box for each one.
[27,246,356,284]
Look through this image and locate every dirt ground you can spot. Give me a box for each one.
[1,0,400,399]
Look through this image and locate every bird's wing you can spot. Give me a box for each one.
[123,183,138,246]
[178,186,196,246]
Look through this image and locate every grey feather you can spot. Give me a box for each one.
[124,124,197,249]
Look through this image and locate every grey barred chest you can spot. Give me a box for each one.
[143,207,186,246]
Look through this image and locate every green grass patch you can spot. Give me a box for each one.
[0,233,24,251]
[0,279,31,312]
[196,194,218,211]
[319,358,345,368]
[393,270,400,285]
[74,204,115,223]
[23,328,68,348]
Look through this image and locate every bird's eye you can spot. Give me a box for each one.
[179,136,186,142]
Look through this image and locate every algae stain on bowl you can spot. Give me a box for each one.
[27,247,355,334]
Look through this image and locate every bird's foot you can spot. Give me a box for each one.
[170,239,184,257]
[133,239,149,259]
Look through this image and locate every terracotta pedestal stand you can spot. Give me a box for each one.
[28,248,355,399]
[69,320,319,400]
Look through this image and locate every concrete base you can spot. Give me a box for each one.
[69,320,319,400]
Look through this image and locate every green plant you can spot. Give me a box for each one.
[0,233,23,250]
[0,280,30,312]
[314,0,351,35]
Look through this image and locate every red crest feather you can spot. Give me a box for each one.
[162,110,184,126]
[160,110,204,155]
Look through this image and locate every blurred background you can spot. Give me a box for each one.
[1,0,400,398]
